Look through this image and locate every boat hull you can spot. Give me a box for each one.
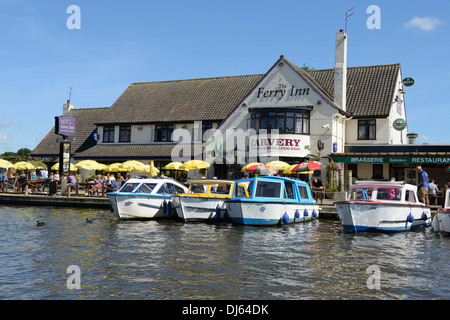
[172,196,229,222]
[335,201,431,232]
[435,209,450,234]
[108,194,174,220]
[226,201,319,226]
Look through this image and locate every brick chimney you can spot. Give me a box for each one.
[334,29,347,112]
[63,99,74,115]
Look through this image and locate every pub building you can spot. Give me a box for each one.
[32,30,450,190]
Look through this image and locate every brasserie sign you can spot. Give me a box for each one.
[333,156,450,164]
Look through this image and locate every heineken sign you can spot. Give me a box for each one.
[402,77,415,87]
[333,156,450,164]
[393,118,406,131]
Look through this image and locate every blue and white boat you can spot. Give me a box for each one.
[225,176,320,226]
[108,178,188,220]
[334,181,431,232]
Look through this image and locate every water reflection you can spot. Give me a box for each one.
[0,205,449,299]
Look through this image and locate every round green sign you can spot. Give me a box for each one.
[402,77,414,86]
[393,118,407,131]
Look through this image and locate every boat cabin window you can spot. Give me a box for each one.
[120,182,140,193]
[210,183,232,195]
[297,185,309,199]
[284,181,295,199]
[405,189,417,203]
[234,184,249,198]
[255,181,281,198]
[349,188,373,200]
[188,182,209,194]
[157,183,183,194]
[376,188,401,200]
[135,183,157,194]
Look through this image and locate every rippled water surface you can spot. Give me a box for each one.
[1,205,449,299]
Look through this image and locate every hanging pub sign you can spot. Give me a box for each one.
[59,141,71,175]
[54,115,76,136]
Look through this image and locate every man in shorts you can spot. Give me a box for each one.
[417,166,429,206]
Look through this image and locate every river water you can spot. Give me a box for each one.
[1,205,449,300]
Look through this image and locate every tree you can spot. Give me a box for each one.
[16,148,32,157]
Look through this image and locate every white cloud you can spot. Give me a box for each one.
[404,16,445,31]
[0,119,11,127]
[0,131,8,144]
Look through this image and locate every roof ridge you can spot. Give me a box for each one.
[130,73,264,86]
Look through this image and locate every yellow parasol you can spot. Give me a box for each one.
[265,161,290,171]
[121,160,147,171]
[74,160,107,171]
[51,163,77,171]
[0,159,14,169]
[163,161,188,171]
[148,160,159,176]
[180,160,210,170]
[13,161,36,170]
[105,162,130,172]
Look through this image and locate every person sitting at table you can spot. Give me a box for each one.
[92,174,104,195]
[67,173,77,192]
[312,178,324,204]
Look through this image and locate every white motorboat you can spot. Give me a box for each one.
[432,188,450,234]
[334,181,431,232]
[225,176,320,226]
[172,179,246,222]
[108,178,188,220]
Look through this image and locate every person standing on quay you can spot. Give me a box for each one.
[417,166,429,206]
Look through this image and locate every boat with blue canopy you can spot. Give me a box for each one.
[225,176,320,226]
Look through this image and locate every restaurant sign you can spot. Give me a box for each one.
[249,135,309,157]
[333,156,450,164]
[393,118,406,131]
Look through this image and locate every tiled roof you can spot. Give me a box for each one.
[99,74,264,125]
[75,143,202,160]
[309,63,400,118]
[32,57,401,159]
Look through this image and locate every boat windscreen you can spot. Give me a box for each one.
[135,183,157,194]
[209,183,232,195]
[120,182,140,193]
[188,183,209,194]
[255,181,281,198]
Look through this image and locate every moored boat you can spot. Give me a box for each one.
[432,188,450,235]
[334,181,431,232]
[108,178,188,220]
[225,176,320,226]
[172,179,246,222]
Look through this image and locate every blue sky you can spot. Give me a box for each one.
[0,0,449,154]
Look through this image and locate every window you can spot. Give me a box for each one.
[372,164,384,179]
[155,125,174,142]
[297,185,309,199]
[119,126,131,142]
[210,183,232,195]
[135,183,157,194]
[284,181,295,199]
[120,182,140,193]
[103,126,115,143]
[255,180,281,198]
[250,109,310,134]
[358,120,376,140]
[234,184,249,198]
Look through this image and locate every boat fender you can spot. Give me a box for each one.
[282,212,289,224]
[223,209,228,220]
[163,199,167,213]
[407,213,414,223]
[421,212,427,221]
[294,209,300,219]
[216,204,221,220]
[167,201,172,216]
[304,209,309,217]
[312,210,317,218]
